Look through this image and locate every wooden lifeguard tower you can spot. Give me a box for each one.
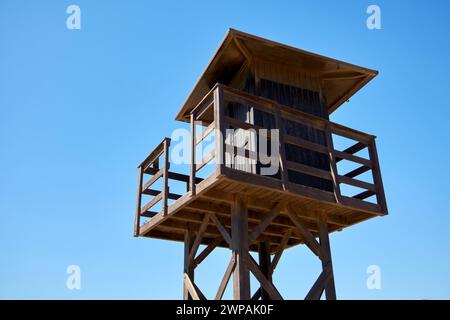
[134,29,387,300]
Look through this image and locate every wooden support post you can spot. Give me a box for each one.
[183,228,195,300]
[325,124,342,204]
[318,214,336,300]
[258,242,272,300]
[368,137,388,214]
[274,104,289,190]
[162,138,170,215]
[231,195,251,300]
[133,166,143,237]
[214,85,225,174]
[190,113,196,196]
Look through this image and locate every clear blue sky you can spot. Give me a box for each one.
[1,0,449,299]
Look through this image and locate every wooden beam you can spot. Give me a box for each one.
[246,253,283,300]
[304,268,331,300]
[193,237,221,268]
[286,207,321,257]
[184,273,206,300]
[142,188,181,200]
[248,203,281,242]
[162,138,170,215]
[231,196,250,300]
[140,192,162,214]
[353,190,375,200]
[141,169,163,192]
[344,165,370,178]
[368,138,388,214]
[188,214,211,265]
[325,124,342,204]
[196,121,215,145]
[215,255,236,300]
[271,230,291,272]
[214,85,225,175]
[134,166,144,237]
[210,213,232,248]
[251,288,262,300]
[190,113,196,195]
[334,150,372,167]
[318,214,336,300]
[258,242,272,300]
[338,175,376,192]
[184,229,195,300]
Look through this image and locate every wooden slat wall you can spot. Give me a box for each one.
[224,58,333,192]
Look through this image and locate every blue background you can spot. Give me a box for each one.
[1,0,449,299]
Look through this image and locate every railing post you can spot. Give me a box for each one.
[134,165,144,237]
[274,103,289,190]
[368,137,388,214]
[162,138,170,215]
[190,113,196,196]
[214,85,225,174]
[325,124,342,204]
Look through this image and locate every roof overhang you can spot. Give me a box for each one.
[175,29,378,122]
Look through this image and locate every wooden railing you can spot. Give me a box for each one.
[135,84,387,234]
[209,84,387,214]
[134,138,203,236]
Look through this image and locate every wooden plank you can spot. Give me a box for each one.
[190,113,196,196]
[188,214,211,265]
[231,196,250,300]
[338,175,376,192]
[283,135,328,154]
[190,84,217,118]
[141,169,163,192]
[353,190,375,200]
[274,104,289,190]
[184,229,195,300]
[318,215,336,300]
[162,139,170,215]
[330,122,374,144]
[193,237,221,268]
[184,273,204,300]
[249,204,281,241]
[325,124,342,204]
[142,188,181,200]
[368,138,388,214]
[139,138,166,170]
[214,85,225,175]
[271,230,291,271]
[258,242,272,300]
[304,269,330,300]
[134,166,144,237]
[140,211,158,218]
[210,213,232,248]
[342,141,367,155]
[140,192,162,214]
[286,208,321,257]
[194,101,214,122]
[215,255,236,300]
[246,253,283,300]
[285,160,332,180]
[196,121,215,145]
[334,150,372,167]
[144,167,203,184]
[251,288,262,301]
[196,149,215,172]
[344,165,370,178]
[341,196,381,214]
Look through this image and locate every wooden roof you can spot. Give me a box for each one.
[175,29,378,122]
